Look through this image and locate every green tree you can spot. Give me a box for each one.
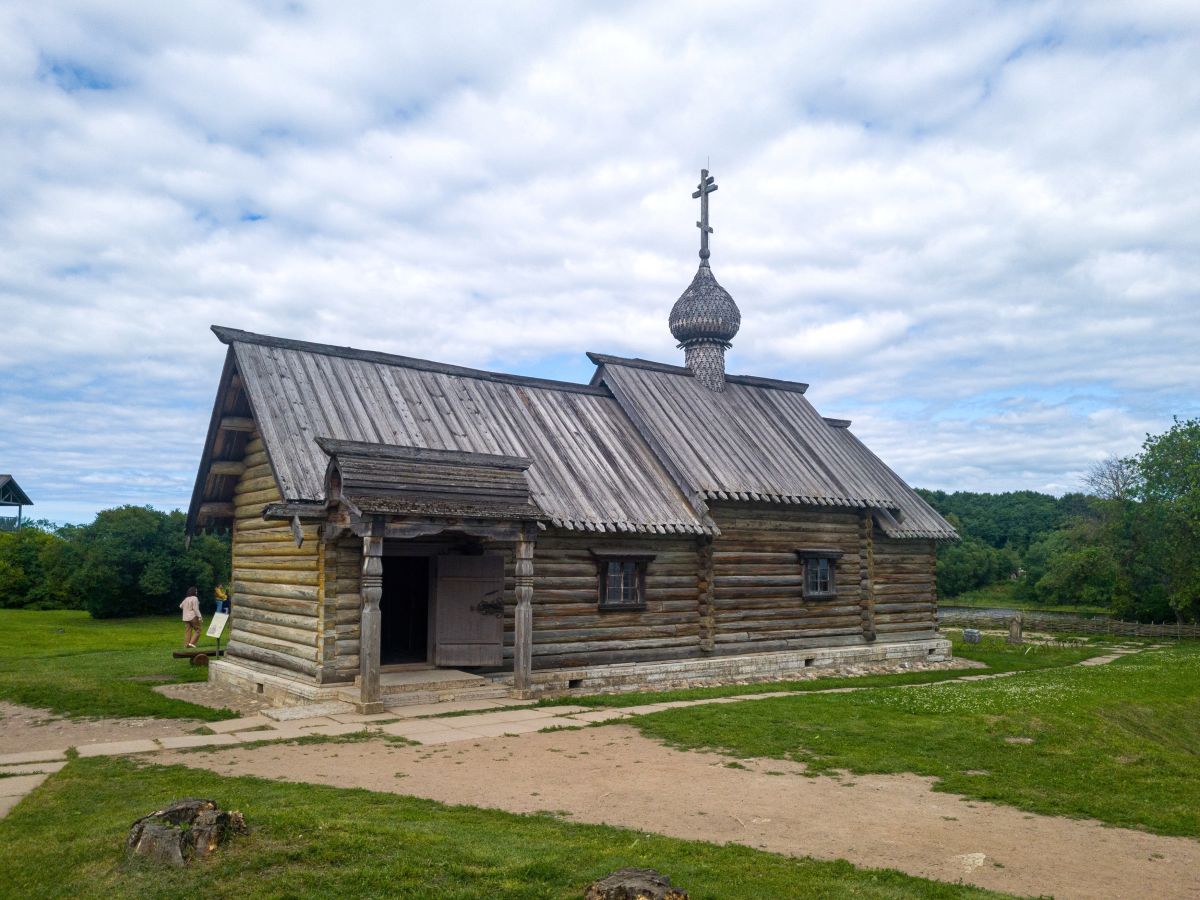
[65,506,230,619]
[0,523,78,609]
[1135,418,1200,622]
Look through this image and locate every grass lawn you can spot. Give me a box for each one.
[633,642,1200,838]
[943,582,1111,615]
[0,756,1006,900]
[0,609,236,721]
[551,636,1107,709]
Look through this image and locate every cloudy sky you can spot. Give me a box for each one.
[1,1,1197,524]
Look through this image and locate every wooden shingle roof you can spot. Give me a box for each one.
[187,328,955,541]
[210,328,712,535]
[589,354,957,540]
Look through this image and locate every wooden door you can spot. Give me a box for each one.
[433,554,505,666]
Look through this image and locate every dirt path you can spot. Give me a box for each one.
[161,726,1200,900]
[0,702,203,754]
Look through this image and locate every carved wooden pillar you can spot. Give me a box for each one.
[513,529,535,698]
[358,524,384,713]
[859,514,877,642]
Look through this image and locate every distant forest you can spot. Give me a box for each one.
[0,507,230,619]
[919,417,1200,624]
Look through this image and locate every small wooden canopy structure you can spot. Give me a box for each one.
[0,475,32,531]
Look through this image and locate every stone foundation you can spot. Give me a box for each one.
[207,660,348,708]
[500,637,953,698]
[209,637,953,707]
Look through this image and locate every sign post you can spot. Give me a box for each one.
[206,611,229,659]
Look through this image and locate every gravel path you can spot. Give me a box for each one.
[161,725,1200,900]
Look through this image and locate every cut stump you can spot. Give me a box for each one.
[125,798,246,867]
[585,867,689,899]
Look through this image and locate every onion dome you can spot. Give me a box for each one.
[669,263,741,348]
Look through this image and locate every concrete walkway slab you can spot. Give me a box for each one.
[467,720,555,738]
[0,750,67,766]
[262,702,354,722]
[409,728,486,745]
[75,739,160,758]
[566,710,630,724]
[0,761,66,776]
[0,773,48,798]
[380,719,457,737]
[300,723,370,738]
[452,708,556,726]
[383,698,531,718]
[207,715,274,733]
[158,733,243,750]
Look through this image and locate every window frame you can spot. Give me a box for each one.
[591,552,655,611]
[795,548,843,600]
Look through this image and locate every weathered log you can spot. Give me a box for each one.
[232,617,318,647]
[233,568,319,587]
[226,640,318,676]
[233,580,319,603]
[234,604,319,630]
[233,593,318,617]
[229,628,319,662]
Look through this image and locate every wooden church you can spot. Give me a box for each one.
[187,171,957,710]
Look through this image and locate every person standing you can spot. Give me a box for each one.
[215,583,229,615]
[180,587,203,648]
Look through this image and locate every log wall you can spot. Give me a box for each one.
[708,503,867,654]
[507,530,703,669]
[298,511,939,679]
[228,433,324,678]
[871,534,938,639]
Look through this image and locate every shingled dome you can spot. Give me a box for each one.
[669,264,741,346]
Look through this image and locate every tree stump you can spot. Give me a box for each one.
[125,799,246,867]
[585,867,689,899]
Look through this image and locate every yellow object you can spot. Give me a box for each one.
[215,585,228,601]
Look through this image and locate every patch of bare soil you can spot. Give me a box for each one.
[0,702,202,754]
[161,726,1200,900]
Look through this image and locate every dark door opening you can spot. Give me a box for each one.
[380,556,430,665]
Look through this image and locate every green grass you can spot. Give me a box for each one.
[632,642,1200,838]
[944,582,1111,615]
[0,756,1005,899]
[0,609,236,721]
[549,637,1106,709]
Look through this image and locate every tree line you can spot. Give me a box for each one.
[0,506,230,619]
[919,417,1199,623]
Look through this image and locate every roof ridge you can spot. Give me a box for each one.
[213,326,609,396]
[587,351,808,394]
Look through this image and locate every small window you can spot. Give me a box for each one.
[796,549,842,599]
[806,557,834,596]
[592,552,654,610]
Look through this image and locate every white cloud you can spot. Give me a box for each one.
[1,0,1198,522]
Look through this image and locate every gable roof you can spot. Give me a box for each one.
[199,327,712,535]
[0,475,32,507]
[188,328,955,542]
[589,354,957,540]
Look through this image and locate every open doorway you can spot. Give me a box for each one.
[380,556,430,665]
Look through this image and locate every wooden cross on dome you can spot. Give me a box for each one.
[693,168,718,263]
